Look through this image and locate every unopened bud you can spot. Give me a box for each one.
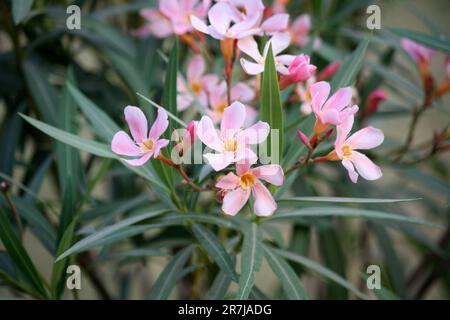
[297,129,311,149]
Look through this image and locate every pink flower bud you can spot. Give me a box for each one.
[317,61,341,81]
[365,88,386,114]
[297,129,311,149]
[280,54,316,89]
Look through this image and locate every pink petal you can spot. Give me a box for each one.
[123,152,153,167]
[310,81,330,114]
[124,106,148,143]
[251,165,284,186]
[277,54,296,66]
[335,115,354,158]
[346,127,384,150]
[204,152,234,171]
[153,139,170,158]
[208,2,232,35]
[237,37,262,62]
[268,32,291,56]
[159,0,179,17]
[244,106,258,127]
[221,101,246,139]
[190,15,209,33]
[227,13,262,38]
[252,182,277,216]
[321,108,341,125]
[149,108,169,140]
[236,158,254,176]
[197,116,224,151]
[216,172,240,189]
[261,14,289,34]
[188,55,205,82]
[231,82,255,102]
[111,131,141,156]
[342,159,358,183]
[222,187,250,216]
[234,147,257,164]
[240,59,264,75]
[323,87,353,112]
[350,151,382,181]
[236,121,269,145]
[292,14,311,35]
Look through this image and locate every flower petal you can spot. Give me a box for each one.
[261,13,289,34]
[204,152,234,171]
[240,58,264,75]
[208,2,232,35]
[335,115,354,158]
[221,101,246,138]
[268,32,291,56]
[252,182,277,216]
[216,172,240,190]
[350,151,382,181]
[323,87,352,111]
[124,106,148,143]
[222,187,250,216]
[310,81,330,114]
[231,82,255,102]
[111,131,141,156]
[234,147,257,164]
[236,121,269,145]
[190,15,209,33]
[342,159,358,183]
[346,127,384,150]
[197,116,224,151]
[149,107,169,140]
[251,164,284,186]
[123,152,153,167]
[153,139,170,158]
[188,55,205,82]
[238,37,263,62]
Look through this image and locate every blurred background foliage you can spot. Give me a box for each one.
[0,0,449,299]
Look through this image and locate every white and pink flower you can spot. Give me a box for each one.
[279,54,316,89]
[196,101,269,171]
[111,106,169,166]
[216,160,284,216]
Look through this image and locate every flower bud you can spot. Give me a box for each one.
[280,54,316,89]
[365,88,386,115]
[317,61,340,81]
[297,129,311,149]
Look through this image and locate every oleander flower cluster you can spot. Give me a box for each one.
[110,0,390,217]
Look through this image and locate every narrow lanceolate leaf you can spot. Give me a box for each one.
[263,245,308,300]
[12,0,33,24]
[279,197,420,204]
[148,246,194,300]
[56,209,169,261]
[274,248,368,300]
[22,61,58,124]
[390,28,450,54]
[192,224,238,282]
[0,206,47,298]
[260,45,283,164]
[162,38,179,135]
[20,114,115,158]
[205,271,232,300]
[265,207,440,228]
[236,223,263,300]
[330,36,370,92]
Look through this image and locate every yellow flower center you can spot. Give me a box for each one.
[141,139,154,153]
[191,81,202,95]
[342,144,352,158]
[216,101,228,115]
[223,139,238,152]
[305,88,312,103]
[239,172,255,189]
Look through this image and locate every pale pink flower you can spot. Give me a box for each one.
[190,1,262,40]
[216,160,284,216]
[177,55,219,111]
[260,13,290,35]
[400,38,436,65]
[329,115,384,183]
[111,106,169,166]
[289,14,321,49]
[196,102,269,171]
[296,77,316,114]
[238,32,295,75]
[134,0,211,38]
[207,81,257,126]
[279,54,316,89]
[310,81,359,126]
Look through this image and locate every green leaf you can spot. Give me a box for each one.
[0,206,47,298]
[0,105,25,175]
[274,248,368,299]
[12,0,33,24]
[148,245,194,299]
[330,36,370,92]
[262,245,308,300]
[236,223,263,299]
[162,38,179,135]
[279,197,420,204]
[191,224,237,281]
[260,44,283,164]
[22,61,57,124]
[56,209,169,261]
[390,28,450,54]
[159,214,240,230]
[265,207,440,228]
[205,270,232,300]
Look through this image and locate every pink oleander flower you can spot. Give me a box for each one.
[309,81,358,132]
[289,14,321,49]
[174,120,197,158]
[238,32,295,75]
[296,77,316,114]
[177,55,219,111]
[216,160,284,216]
[400,38,436,65]
[134,0,211,38]
[326,115,384,183]
[260,13,290,35]
[196,101,269,171]
[190,1,262,40]
[111,106,169,166]
[207,81,257,126]
[365,88,386,115]
[279,54,317,89]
